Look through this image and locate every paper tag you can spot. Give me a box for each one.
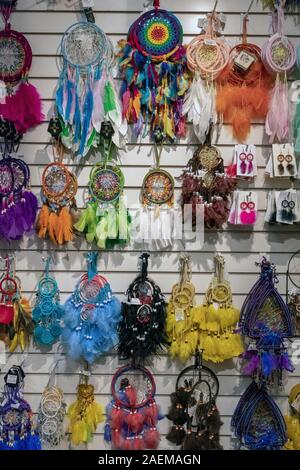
[130,298,141,306]
[82,0,94,6]
[65,0,80,7]
[0,341,6,365]
[6,374,17,385]
[204,38,217,46]
[175,308,185,322]
[197,17,206,29]
[291,81,300,103]
[234,51,256,71]
[10,402,20,409]
[0,81,6,105]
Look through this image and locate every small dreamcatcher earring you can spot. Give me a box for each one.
[240,199,257,225]
[277,154,285,175]
[239,152,247,175]
[281,198,296,223]
[285,154,295,176]
[247,152,254,175]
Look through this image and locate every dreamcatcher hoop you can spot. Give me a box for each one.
[0,161,13,196]
[141,168,174,206]
[111,364,156,410]
[61,22,108,69]
[131,8,183,60]
[0,27,32,83]
[42,162,71,201]
[89,164,125,204]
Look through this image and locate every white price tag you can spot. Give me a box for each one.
[6,374,17,385]
[0,340,6,365]
[204,39,217,46]
[0,81,6,105]
[175,308,185,322]
[130,298,141,306]
[82,0,94,6]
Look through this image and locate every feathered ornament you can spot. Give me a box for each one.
[0,255,16,344]
[180,133,236,230]
[68,378,104,446]
[62,252,121,364]
[49,9,126,159]
[284,384,300,450]
[0,365,41,450]
[166,351,223,450]
[261,0,300,11]
[0,2,43,137]
[232,380,287,450]
[118,0,190,143]
[118,252,168,363]
[184,9,229,143]
[32,256,64,346]
[216,13,272,142]
[36,156,78,246]
[74,122,131,249]
[191,255,244,363]
[166,255,198,362]
[37,384,67,448]
[239,258,294,383]
[137,141,175,248]
[263,5,296,143]
[0,152,38,242]
[105,364,163,450]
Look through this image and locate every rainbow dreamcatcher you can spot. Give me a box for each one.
[0,1,43,140]
[74,122,131,249]
[49,5,126,158]
[118,0,190,143]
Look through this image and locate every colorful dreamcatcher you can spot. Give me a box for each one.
[0,150,38,242]
[232,381,287,450]
[118,252,168,363]
[36,154,78,246]
[191,255,244,363]
[49,6,126,158]
[138,142,175,247]
[181,132,236,229]
[0,365,41,450]
[118,0,190,143]
[166,255,198,362]
[32,256,64,347]
[239,258,294,383]
[105,364,163,450]
[0,255,17,343]
[0,1,43,137]
[62,252,121,364]
[74,122,131,249]
[68,373,104,446]
[183,6,230,143]
[263,4,296,143]
[166,350,223,450]
[261,0,300,11]
[286,251,300,336]
[216,11,272,142]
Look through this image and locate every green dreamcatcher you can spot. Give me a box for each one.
[74,122,131,249]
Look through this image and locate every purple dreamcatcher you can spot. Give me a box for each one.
[0,153,38,241]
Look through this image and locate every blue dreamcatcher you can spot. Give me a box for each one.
[32,256,64,346]
[62,252,121,364]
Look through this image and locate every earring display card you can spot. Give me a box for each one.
[235,144,257,178]
[276,189,299,224]
[272,143,297,178]
[229,190,258,225]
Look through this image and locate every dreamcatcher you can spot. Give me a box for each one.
[68,373,104,446]
[62,252,121,364]
[118,0,190,143]
[232,380,287,450]
[105,364,163,450]
[37,360,67,449]
[183,3,230,143]
[0,150,38,242]
[0,255,34,353]
[138,142,175,247]
[181,131,236,229]
[216,9,272,142]
[191,255,243,363]
[239,258,294,383]
[263,4,296,142]
[36,154,78,246]
[284,383,300,450]
[74,122,131,249]
[0,1,43,138]
[166,255,198,362]
[166,350,223,450]
[117,252,168,363]
[0,365,41,450]
[32,256,64,346]
[261,0,300,11]
[286,251,300,337]
[49,5,126,158]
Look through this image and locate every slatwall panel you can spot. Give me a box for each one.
[0,0,299,450]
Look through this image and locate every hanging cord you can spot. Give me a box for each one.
[215,254,225,283]
[179,254,191,289]
[153,142,163,169]
[85,252,98,281]
[153,0,160,10]
[140,252,150,282]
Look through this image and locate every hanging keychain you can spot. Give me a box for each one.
[32,256,64,346]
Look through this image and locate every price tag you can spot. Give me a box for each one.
[130,298,141,306]
[0,81,6,105]
[6,374,17,385]
[204,39,217,46]
[82,0,94,6]
[175,308,185,322]
[234,50,256,72]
